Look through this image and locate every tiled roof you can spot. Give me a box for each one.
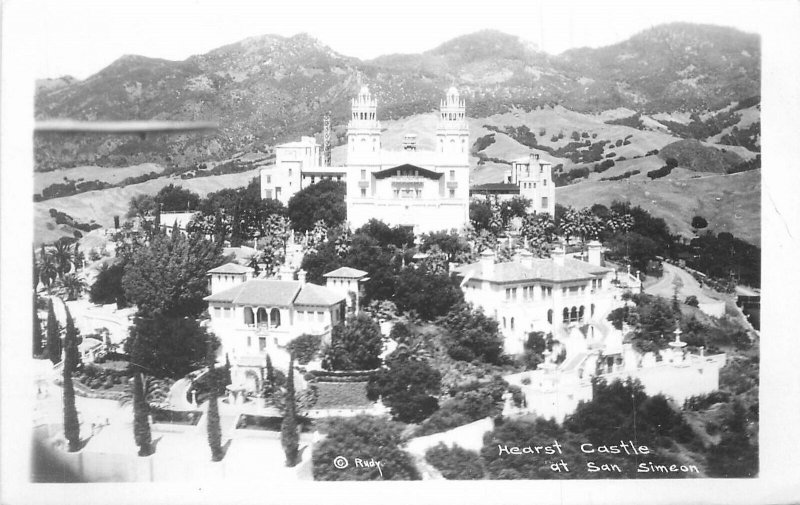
[204,280,301,306]
[205,279,343,308]
[313,381,372,409]
[323,266,368,279]
[470,183,520,193]
[208,262,254,274]
[455,257,611,284]
[295,284,345,307]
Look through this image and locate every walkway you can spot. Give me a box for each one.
[645,263,720,304]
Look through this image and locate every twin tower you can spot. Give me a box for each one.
[344,85,472,233]
[346,85,470,165]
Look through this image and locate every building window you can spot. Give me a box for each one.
[543,179,547,186]
[266,175,272,184]
[510,317,515,330]
[591,303,595,317]
[361,169,366,180]
[512,288,518,300]
[288,168,292,176]
[247,336,252,347]
[214,307,221,318]
[318,311,324,322]
[547,309,553,324]
[449,170,455,180]
[449,189,455,198]
[259,337,266,351]
[542,197,548,208]
[503,317,507,329]
[505,289,511,300]
[361,188,367,197]
[276,187,282,198]
[598,279,603,289]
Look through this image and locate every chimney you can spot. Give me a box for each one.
[518,248,534,269]
[553,243,566,266]
[587,240,603,266]
[297,269,307,285]
[278,264,294,281]
[480,249,495,276]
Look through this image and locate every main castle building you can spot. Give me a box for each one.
[344,85,471,233]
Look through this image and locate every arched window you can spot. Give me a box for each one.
[503,317,507,329]
[547,309,553,324]
[257,308,268,325]
[270,308,281,328]
[563,308,569,323]
[570,306,578,322]
[579,306,585,321]
[510,317,515,331]
[591,303,595,317]
[244,307,254,326]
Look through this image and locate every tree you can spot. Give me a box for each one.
[39,245,57,292]
[469,200,493,232]
[125,314,219,379]
[425,443,485,479]
[691,215,708,230]
[122,233,225,318]
[499,196,531,228]
[312,416,420,480]
[155,184,200,212]
[286,334,323,365]
[322,313,383,371]
[265,354,275,392]
[394,266,464,321]
[206,353,223,462]
[55,272,87,301]
[281,354,300,467]
[51,240,74,280]
[437,303,504,364]
[89,262,128,307]
[520,213,555,257]
[131,371,153,456]
[418,230,471,263]
[127,194,157,219]
[367,359,441,423]
[287,180,346,232]
[62,307,81,452]
[46,298,61,364]
[33,293,43,357]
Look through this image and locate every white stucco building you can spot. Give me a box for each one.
[259,136,346,205]
[469,154,555,217]
[203,263,346,389]
[344,86,471,233]
[454,241,631,354]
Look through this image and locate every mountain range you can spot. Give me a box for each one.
[34,23,760,171]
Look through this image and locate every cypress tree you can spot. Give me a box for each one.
[265,354,275,392]
[33,292,43,357]
[281,353,299,467]
[63,308,81,452]
[206,356,223,462]
[45,298,61,364]
[132,371,153,456]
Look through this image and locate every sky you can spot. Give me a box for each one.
[31,0,766,80]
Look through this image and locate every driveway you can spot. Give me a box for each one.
[645,263,719,304]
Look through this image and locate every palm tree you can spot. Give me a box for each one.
[131,372,154,457]
[73,243,85,271]
[39,245,57,292]
[55,273,87,301]
[52,241,74,280]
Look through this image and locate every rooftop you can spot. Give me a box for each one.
[208,262,254,275]
[455,256,611,284]
[323,266,368,279]
[205,278,344,307]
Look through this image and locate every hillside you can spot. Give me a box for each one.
[556,169,761,246]
[35,25,760,171]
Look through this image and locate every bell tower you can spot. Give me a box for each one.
[436,87,469,164]
[347,85,381,159]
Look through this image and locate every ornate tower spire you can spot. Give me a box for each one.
[346,84,381,159]
[436,87,469,162]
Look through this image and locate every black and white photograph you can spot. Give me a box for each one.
[1,0,798,503]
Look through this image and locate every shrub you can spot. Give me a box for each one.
[684,295,700,307]
[425,443,485,479]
